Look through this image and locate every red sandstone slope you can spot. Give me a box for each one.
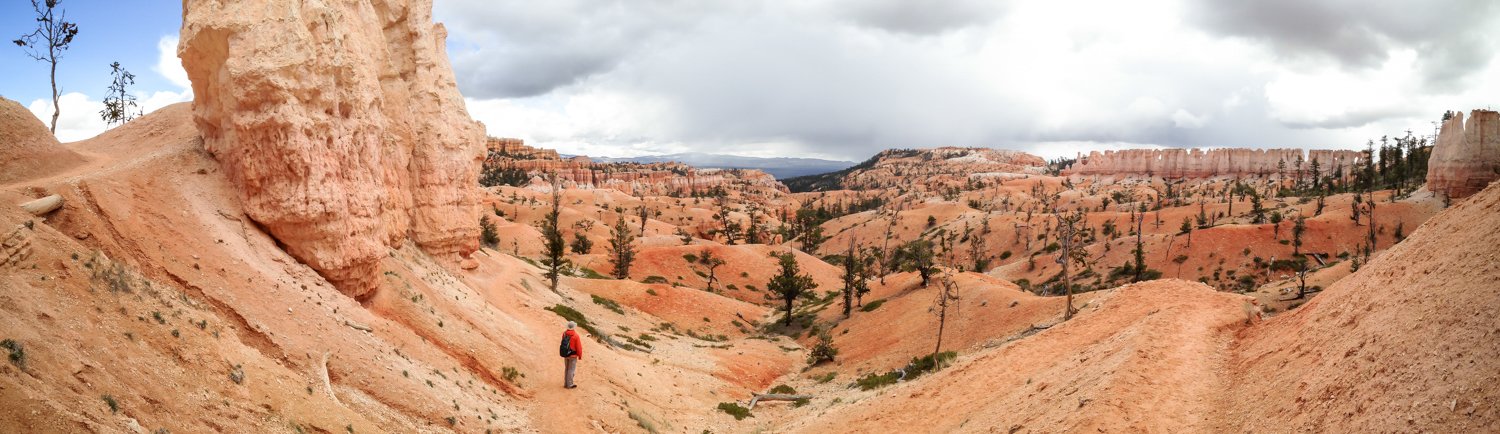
[0,97,85,184]
[1225,181,1500,432]
[785,280,1252,433]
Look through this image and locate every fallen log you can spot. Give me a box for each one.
[747,393,812,410]
[344,321,372,332]
[20,195,62,216]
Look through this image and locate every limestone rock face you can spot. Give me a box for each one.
[179,0,484,297]
[1064,148,1365,179]
[1427,110,1500,199]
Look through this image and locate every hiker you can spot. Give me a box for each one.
[560,321,583,388]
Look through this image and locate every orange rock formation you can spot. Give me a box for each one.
[1427,109,1500,199]
[1064,148,1366,178]
[178,0,484,297]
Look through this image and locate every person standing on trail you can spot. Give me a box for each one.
[560,321,583,389]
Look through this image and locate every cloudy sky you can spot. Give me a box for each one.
[3,1,1497,161]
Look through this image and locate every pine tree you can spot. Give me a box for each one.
[894,239,937,287]
[767,251,817,327]
[541,185,568,291]
[696,248,725,291]
[608,214,636,279]
[1292,214,1306,256]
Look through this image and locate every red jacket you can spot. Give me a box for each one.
[564,329,583,359]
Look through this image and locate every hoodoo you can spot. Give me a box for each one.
[178,0,484,297]
[1064,148,1366,178]
[1427,109,1500,200]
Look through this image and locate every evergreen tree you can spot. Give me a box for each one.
[608,214,636,279]
[840,238,868,318]
[541,185,568,291]
[696,248,725,291]
[767,251,817,326]
[1292,214,1307,256]
[894,239,937,287]
[569,232,593,254]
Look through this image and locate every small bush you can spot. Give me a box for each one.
[716,402,753,420]
[591,294,625,315]
[502,366,524,383]
[642,276,669,284]
[860,299,886,312]
[229,364,245,385]
[1,339,24,368]
[628,409,660,434]
[806,333,838,365]
[815,372,837,383]
[999,251,1012,260]
[855,371,900,390]
[102,395,119,413]
[544,304,602,338]
[768,384,797,394]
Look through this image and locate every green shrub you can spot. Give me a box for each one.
[768,384,797,394]
[855,371,900,390]
[806,333,838,365]
[716,402,752,420]
[854,351,957,390]
[1,339,24,369]
[544,304,602,337]
[860,299,886,312]
[102,395,119,413]
[642,276,669,284]
[591,294,624,315]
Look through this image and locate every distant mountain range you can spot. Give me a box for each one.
[589,152,856,179]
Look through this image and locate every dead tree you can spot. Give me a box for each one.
[1054,207,1088,320]
[932,272,961,355]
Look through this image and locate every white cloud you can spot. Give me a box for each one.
[434,0,1499,161]
[155,35,193,90]
[1171,109,1209,129]
[29,92,109,143]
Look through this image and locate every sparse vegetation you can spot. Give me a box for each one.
[591,294,625,315]
[1,339,25,369]
[716,402,752,420]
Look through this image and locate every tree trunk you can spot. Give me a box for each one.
[49,55,59,134]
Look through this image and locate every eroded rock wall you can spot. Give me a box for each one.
[483,138,788,197]
[1064,148,1365,178]
[1427,110,1500,199]
[179,0,483,297]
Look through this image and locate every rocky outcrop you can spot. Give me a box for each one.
[482,139,788,197]
[1,222,34,269]
[1064,148,1366,179]
[1427,110,1500,200]
[486,137,560,160]
[179,0,484,297]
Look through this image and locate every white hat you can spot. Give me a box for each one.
[566,321,576,329]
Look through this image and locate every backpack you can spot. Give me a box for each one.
[559,332,575,358]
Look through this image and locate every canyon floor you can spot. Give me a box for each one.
[2,99,1498,433]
